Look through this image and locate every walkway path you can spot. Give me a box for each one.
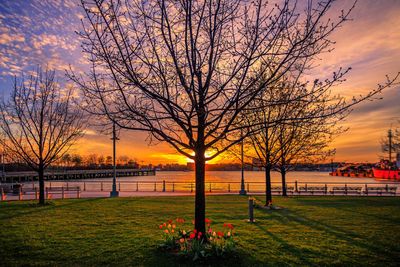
[2,190,398,202]
[1,191,236,201]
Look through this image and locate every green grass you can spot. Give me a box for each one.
[1,195,400,266]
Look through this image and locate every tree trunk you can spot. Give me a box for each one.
[281,167,287,197]
[194,148,206,235]
[38,164,45,205]
[265,164,272,206]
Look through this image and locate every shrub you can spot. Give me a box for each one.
[159,218,236,261]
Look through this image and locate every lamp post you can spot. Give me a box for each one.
[110,121,119,197]
[239,130,247,195]
[1,153,5,183]
[1,138,5,183]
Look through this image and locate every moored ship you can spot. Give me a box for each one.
[330,129,400,180]
[330,153,400,180]
[372,168,400,180]
[372,154,400,180]
[329,164,373,178]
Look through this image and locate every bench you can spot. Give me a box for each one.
[330,186,362,195]
[46,186,81,199]
[0,186,39,200]
[271,186,295,195]
[365,186,397,196]
[21,187,40,200]
[298,186,327,195]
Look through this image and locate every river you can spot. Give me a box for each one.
[17,170,400,195]
[98,170,394,184]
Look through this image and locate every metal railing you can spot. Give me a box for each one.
[7,180,398,195]
[1,180,399,202]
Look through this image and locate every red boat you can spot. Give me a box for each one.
[372,155,400,180]
[372,168,400,180]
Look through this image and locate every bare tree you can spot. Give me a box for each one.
[86,153,99,166]
[274,118,338,197]
[273,77,343,197]
[71,0,398,233]
[0,69,85,204]
[118,155,129,165]
[72,154,84,167]
[105,155,113,166]
[242,84,284,206]
[61,153,72,167]
[98,155,105,165]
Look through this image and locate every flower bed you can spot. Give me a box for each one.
[159,218,236,261]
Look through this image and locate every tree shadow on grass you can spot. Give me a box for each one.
[250,223,320,266]
[260,207,400,261]
[0,197,103,220]
[293,197,400,208]
[282,197,400,224]
[334,206,400,225]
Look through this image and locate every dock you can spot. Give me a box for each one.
[0,169,156,183]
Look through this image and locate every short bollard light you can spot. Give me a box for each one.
[248,197,255,223]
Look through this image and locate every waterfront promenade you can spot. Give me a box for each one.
[2,171,399,201]
[1,180,399,201]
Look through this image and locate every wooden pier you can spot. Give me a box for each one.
[1,169,156,183]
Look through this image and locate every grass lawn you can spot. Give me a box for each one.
[1,195,400,266]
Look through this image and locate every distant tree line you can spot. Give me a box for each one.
[0,153,140,172]
[56,153,139,169]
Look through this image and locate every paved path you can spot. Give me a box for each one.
[1,191,241,201]
[2,190,398,202]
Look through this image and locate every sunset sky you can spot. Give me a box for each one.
[0,0,399,165]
